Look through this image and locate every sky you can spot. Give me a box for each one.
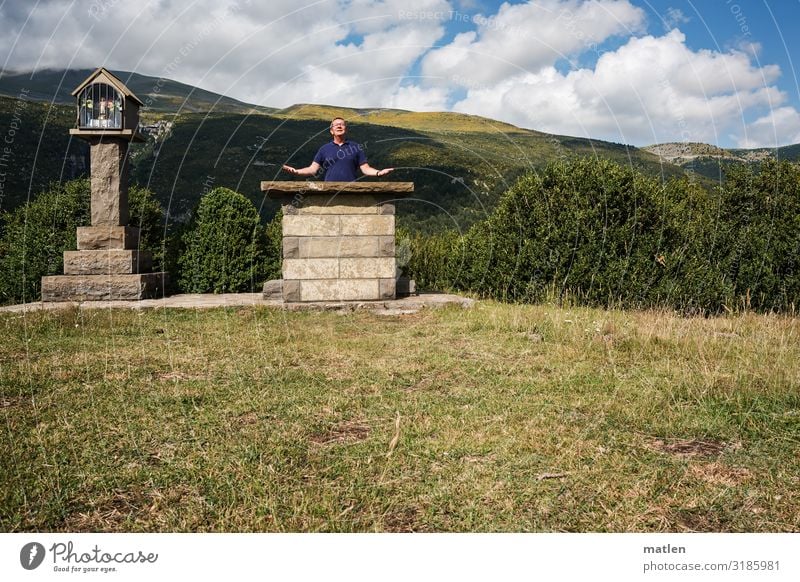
[1,0,799,148]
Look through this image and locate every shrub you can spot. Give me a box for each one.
[0,180,89,304]
[0,180,165,305]
[457,157,691,306]
[177,187,266,293]
[714,159,800,311]
[407,156,798,312]
[263,209,283,282]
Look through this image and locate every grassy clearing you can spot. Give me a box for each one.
[1,302,798,532]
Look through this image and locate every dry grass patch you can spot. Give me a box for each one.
[647,438,734,458]
[688,462,752,487]
[1,302,798,532]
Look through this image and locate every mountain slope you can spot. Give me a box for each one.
[0,68,275,116]
[643,142,800,180]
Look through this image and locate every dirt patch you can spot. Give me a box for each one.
[234,411,259,426]
[383,506,423,532]
[671,506,730,532]
[1,396,29,408]
[648,438,735,458]
[62,488,150,531]
[155,371,207,382]
[310,419,370,445]
[62,485,207,531]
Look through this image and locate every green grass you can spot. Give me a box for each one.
[1,302,798,532]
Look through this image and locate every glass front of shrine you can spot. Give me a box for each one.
[77,82,124,129]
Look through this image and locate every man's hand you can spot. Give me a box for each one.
[375,168,395,177]
[282,164,298,175]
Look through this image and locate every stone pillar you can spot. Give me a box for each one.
[89,138,129,226]
[41,137,167,301]
[261,182,413,302]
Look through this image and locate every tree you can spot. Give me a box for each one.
[177,187,266,293]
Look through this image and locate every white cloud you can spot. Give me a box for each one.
[738,107,800,148]
[660,7,690,31]
[421,0,646,86]
[1,0,451,109]
[451,29,794,146]
[384,84,450,111]
[2,0,799,147]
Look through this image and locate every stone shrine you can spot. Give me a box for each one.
[261,181,414,302]
[41,68,166,301]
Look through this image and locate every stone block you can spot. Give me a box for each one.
[63,250,151,275]
[77,226,140,250]
[90,139,129,226]
[283,258,339,280]
[299,236,380,258]
[283,237,300,259]
[299,279,381,302]
[340,258,395,279]
[283,280,301,302]
[379,278,396,300]
[379,203,395,215]
[295,194,382,215]
[262,279,283,299]
[379,236,395,257]
[41,273,167,302]
[340,215,394,236]
[283,215,339,237]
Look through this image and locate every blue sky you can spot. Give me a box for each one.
[2,0,799,148]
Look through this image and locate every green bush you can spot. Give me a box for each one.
[177,187,267,293]
[714,159,800,311]
[263,209,283,282]
[0,180,89,304]
[407,157,800,313]
[0,180,165,305]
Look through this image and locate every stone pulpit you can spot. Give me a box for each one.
[261,181,414,302]
[41,68,166,301]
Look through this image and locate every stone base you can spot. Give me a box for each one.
[282,278,395,302]
[264,278,416,301]
[262,279,283,300]
[64,250,152,275]
[77,226,140,250]
[41,273,167,302]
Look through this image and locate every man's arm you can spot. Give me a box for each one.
[282,161,320,176]
[360,163,394,177]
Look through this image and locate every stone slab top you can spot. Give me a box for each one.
[69,128,146,143]
[261,181,414,198]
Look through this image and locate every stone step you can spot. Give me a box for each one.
[77,226,140,250]
[41,273,167,302]
[63,250,152,275]
[263,277,416,301]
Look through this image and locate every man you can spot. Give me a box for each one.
[282,117,394,181]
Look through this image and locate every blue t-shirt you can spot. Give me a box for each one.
[313,140,367,181]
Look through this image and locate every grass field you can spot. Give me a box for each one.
[1,302,798,532]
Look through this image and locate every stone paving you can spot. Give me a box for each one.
[0,293,475,315]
